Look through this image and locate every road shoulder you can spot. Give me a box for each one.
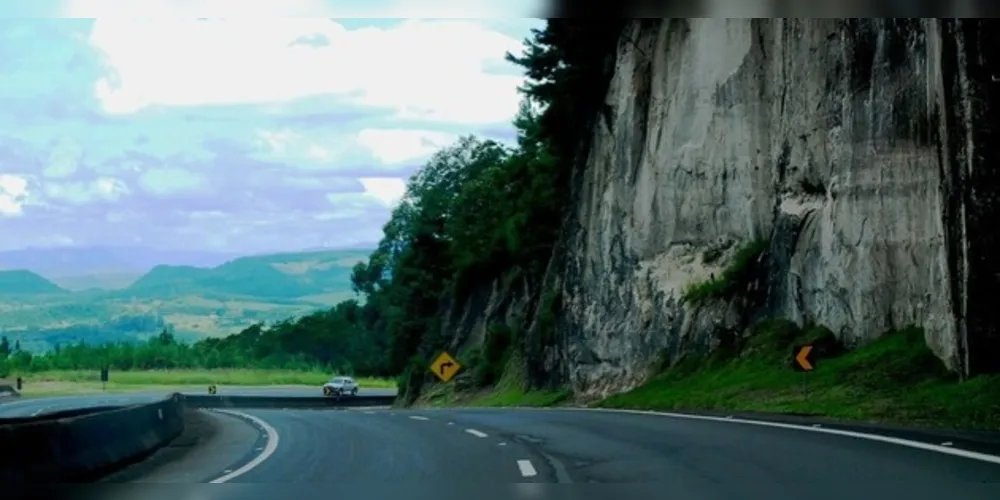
[100,408,264,483]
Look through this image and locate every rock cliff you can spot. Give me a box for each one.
[448,19,1000,398]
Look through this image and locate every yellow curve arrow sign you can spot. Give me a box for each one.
[794,345,814,372]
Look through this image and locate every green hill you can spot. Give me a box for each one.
[0,270,68,295]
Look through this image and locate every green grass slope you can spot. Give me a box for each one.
[598,320,1000,431]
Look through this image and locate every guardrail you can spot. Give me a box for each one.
[182,394,396,409]
[0,392,397,483]
[0,394,184,483]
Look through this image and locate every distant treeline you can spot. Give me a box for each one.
[0,299,391,377]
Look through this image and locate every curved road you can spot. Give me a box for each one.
[174,407,1000,498]
[0,387,396,418]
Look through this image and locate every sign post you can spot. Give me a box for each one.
[100,367,109,391]
[791,344,815,399]
[430,351,462,383]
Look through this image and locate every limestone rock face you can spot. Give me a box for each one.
[446,19,1000,397]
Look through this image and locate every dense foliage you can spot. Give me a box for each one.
[0,21,624,390]
[350,20,625,397]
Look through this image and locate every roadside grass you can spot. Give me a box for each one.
[11,368,396,396]
[416,351,572,408]
[598,320,1000,431]
[468,353,571,407]
[471,388,572,407]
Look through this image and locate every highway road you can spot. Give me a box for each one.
[0,386,397,418]
[136,406,1000,497]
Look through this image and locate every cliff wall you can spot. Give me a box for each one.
[446,19,1000,398]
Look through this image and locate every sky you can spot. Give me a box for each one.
[0,16,543,254]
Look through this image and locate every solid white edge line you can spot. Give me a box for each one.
[208,410,280,483]
[517,459,537,477]
[465,428,488,438]
[516,407,1000,466]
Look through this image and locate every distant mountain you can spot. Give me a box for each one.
[123,249,369,300]
[46,271,144,291]
[0,270,68,295]
[0,247,374,351]
[0,246,239,278]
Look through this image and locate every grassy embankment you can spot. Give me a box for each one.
[9,369,396,396]
[433,320,1000,431]
[417,352,572,409]
[430,240,1000,431]
[599,321,1000,430]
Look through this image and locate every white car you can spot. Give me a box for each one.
[322,376,359,397]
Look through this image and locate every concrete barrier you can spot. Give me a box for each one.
[0,393,184,483]
[183,394,396,409]
[0,382,20,399]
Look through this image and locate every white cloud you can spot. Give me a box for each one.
[138,168,208,195]
[59,0,545,21]
[105,210,142,223]
[323,191,387,218]
[252,128,357,169]
[0,174,29,216]
[44,138,83,179]
[252,127,456,168]
[357,129,459,164]
[359,177,407,206]
[44,177,130,205]
[87,18,525,124]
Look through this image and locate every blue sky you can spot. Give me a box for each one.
[0,17,543,253]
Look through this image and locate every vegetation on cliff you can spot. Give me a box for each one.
[350,20,627,401]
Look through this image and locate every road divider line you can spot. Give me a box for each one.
[465,429,488,438]
[517,460,537,477]
[209,410,280,483]
[408,415,429,421]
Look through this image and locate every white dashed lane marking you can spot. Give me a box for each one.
[465,429,488,438]
[409,415,429,421]
[517,460,537,477]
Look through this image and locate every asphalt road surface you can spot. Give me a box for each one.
[130,407,1000,499]
[0,386,397,418]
